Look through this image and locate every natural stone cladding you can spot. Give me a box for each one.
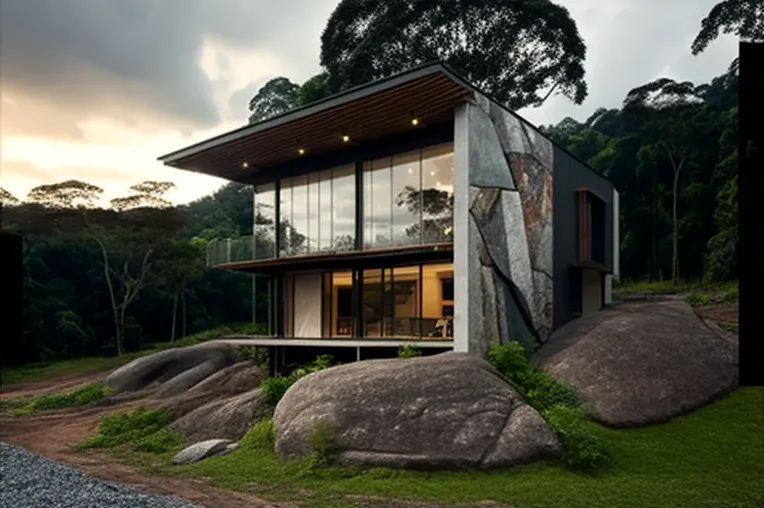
[466,95,554,355]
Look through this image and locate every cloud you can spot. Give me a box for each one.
[519,0,739,127]
[0,0,338,139]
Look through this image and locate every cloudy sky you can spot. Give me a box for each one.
[0,0,738,206]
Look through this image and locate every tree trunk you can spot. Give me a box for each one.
[95,238,123,356]
[181,291,187,338]
[650,186,657,281]
[672,159,685,286]
[170,292,178,342]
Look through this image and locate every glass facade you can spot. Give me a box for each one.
[252,143,453,260]
[364,143,454,249]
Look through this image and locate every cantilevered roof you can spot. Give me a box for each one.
[158,62,473,183]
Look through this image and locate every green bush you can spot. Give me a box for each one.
[523,371,581,413]
[397,345,422,358]
[135,427,184,454]
[22,383,113,413]
[309,420,341,467]
[685,292,711,307]
[239,419,276,451]
[487,343,606,473]
[487,343,580,412]
[544,405,609,473]
[78,408,179,453]
[260,355,336,411]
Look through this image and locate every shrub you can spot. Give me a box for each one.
[79,408,177,452]
[685,292,711,307]
[309,420,341,467]
[22,383,112,413]
[487,342,580,412]
[397,345,422,358]
[544,405,609,473]
[240,419,276,451]
[260,355,336,411]
[135,427,184,454]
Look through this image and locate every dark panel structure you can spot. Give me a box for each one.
[0,233,24,366]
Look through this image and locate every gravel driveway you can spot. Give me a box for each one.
[0,442,199,508]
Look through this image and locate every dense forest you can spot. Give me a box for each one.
[1,0,758,366]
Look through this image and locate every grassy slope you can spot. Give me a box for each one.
[167,388,763,508]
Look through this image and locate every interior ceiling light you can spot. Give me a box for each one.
[342,134,350,142]
[298,148,305,155]
[411,118,419,126]
[241,162,249,169]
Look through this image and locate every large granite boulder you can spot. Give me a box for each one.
[533,300,738,427]
[103,344,234,394]
[169,388,267,443]
[273,352,561,470]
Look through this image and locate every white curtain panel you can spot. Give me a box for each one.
[292,272,323,338]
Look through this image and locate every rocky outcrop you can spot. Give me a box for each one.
[169,388,267,443]
[103,344,235,394]
[273,352,561,470]
[533,300,738,427]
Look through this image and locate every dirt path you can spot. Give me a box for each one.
[0,401,293,508]
[0,371,109,399]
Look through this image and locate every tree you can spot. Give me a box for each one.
[623,78,707,285]
[248,77,300,124]
[155,238,205,341]
[111,181,175,211]
[395,186,454,243]
[297,72,332,105]
[691,0,764,55]
[27,180,103,208]
[320,0,587,110]
[0,187,18,205]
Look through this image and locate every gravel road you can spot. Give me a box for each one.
[0,442,199,508]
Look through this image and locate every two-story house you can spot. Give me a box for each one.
[159,62,619,373]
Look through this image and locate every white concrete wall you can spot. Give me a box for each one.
[452,102,471,353]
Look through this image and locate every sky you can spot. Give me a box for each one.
[0,0,739,206]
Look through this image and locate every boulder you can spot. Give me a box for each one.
[172,439,234,465]
[186,361,264,396]
[169,388,267,443]
[103,344,234,394]
[273,352,561,470]
[533,300,738,427]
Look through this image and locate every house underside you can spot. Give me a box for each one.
[159,62,619,372]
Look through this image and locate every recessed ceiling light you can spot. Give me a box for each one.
[342,135,350,142]
[411,118,419,126]
[298,148,305,155]
[242,162,249,169]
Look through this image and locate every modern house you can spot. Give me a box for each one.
[158,62,619,371]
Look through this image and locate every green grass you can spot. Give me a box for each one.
[614,279,699,295]
[3,383,114,416]
[165,388,763,508]
[0,322,262,387]
[78,408,184,454]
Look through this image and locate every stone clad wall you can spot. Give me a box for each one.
[455,94,554,356]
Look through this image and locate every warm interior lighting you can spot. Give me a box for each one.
[342,134,350,142]
[298,148,305,155]
[411,118,419,126]
[241,162,249,169]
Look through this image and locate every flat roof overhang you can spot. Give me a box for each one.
[158,63,472,184]
[209,338,453,349]
[212,242,454,274]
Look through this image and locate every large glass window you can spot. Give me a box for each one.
[363,143,453,249]
[278,164,355,257]
[253,183,276,259]
[421,145,454,244]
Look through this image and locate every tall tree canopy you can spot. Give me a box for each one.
[320,0,588,110]
[248,77,301,124]
[691,0,764,55]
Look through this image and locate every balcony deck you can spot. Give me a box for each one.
[209,335,454,349]
[206,238,454,272]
